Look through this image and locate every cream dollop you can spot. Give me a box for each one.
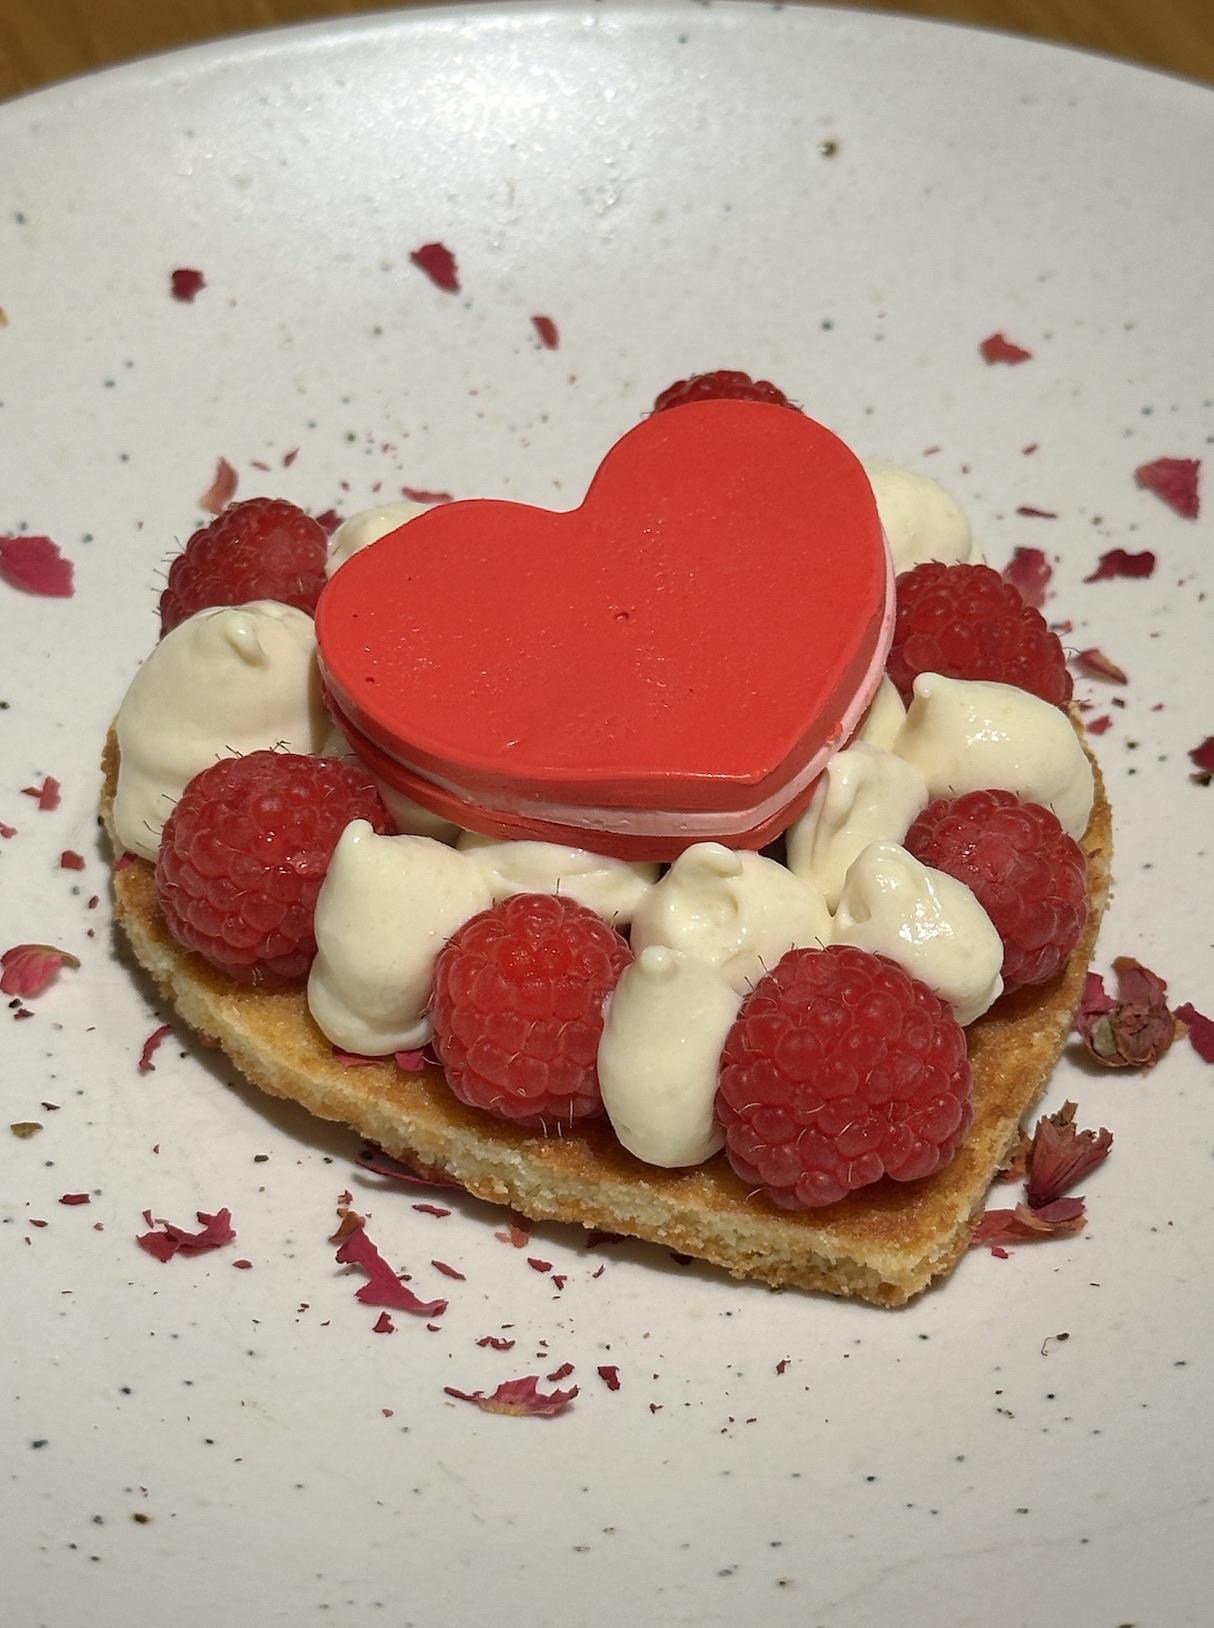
[113,601,328,860]
[855,675,907,751]
[629,841,831,994]
[786,741,929,911]
[326,499,429,576]
[456,832,658,927]
[307,821,492,1056]
[831,841,1004,1025]
[863,460,984,572]
[893,673,1094,839]
[598,946,739,1167]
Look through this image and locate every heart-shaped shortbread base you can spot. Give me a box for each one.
[318,400,891,860]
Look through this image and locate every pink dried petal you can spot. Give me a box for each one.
[138,1023,174,1072]
[22,775,60,811]
[1,943,80,997]
[531,314,559,349]
[0,535,74,597]
[970,1197,1087,1248]
[354,1145,463,1189]
[1084,548,1156,583]
[1072,647,1128,684]
[372,1311,395,1334]
[137,1207,235,1260]
[1086,714,1112,735]
[1174,1002,1214,1065]
[199,457,238,515]
[60,1192,90,1206]
[314,509,342,534]
[333,1210,447,1317]
[170,268,206,302]
[980,332,1032,364]
[1135,457,1200,518]
[597,1365,621,1391]
[410,242,459,293]
[1189,737,1214,784]
[476,1335,516,1351]
[1075,956,1175,1069]
[495,1214,532,1247]
[59,850,86,870]
[1015,505,1057,519]
[1001,546,1051,609]
[400,486,453,505]
[431,1259,466,1280]
[443,1375,577,1417]
[1025,1102,1113,1208]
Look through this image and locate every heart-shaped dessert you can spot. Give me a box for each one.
[317,400,892,860]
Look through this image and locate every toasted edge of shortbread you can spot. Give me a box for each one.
[101,725,1111,1307]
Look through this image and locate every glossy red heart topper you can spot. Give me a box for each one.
[318,400,892,859]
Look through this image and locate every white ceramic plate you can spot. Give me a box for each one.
[3,5,1212,1624]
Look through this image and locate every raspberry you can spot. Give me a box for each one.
[651,370,798,414]
[716,945,972,1209]
[159,497,329,635]
[431,892,632,1130]
[905,789,1088,990]
[887,561,1072,708]
[155,750,391,986]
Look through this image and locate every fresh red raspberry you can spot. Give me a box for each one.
[651,370,798,413]
[155,750,391,986]
[905,789,1088,990]
[716,945,972,1209]
[159,497,329,635]
[431,892,632,1130]
[887,561,1072,708]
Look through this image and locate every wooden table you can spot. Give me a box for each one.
[2,0,1213,102]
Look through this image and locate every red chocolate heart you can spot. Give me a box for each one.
[318,400,891,860]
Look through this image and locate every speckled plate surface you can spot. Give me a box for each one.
[2,5,1212,1624]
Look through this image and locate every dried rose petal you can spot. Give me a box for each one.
[0,535,74,597]
[597,1365,621,1391]
[1189,737,1214,785]
[199,456,238,515]
[1086,715,1112,735]
[970,1197,1087,1248]
[59,850,86,870]
[60,1192,90,1206]
[137,1208,235,1260]
[1001,546,1051,609]
[372,1311,395,1333]
[170,268,206,303]
[22,775,61,810]
[410,242,459,293]
[1174,1002,1214,1065]
[1084,548,1156,583]
[1072,647,1128,684]
[531,314,559,349]
[1016,506,1057,519]
[443,1376,578,1417]
[1025,1102,1113,1208]
[980,332,1032,364]
[476,1335,516,1351]
[1076,956,1176,1069]
[333,1209,448,1317]
[354,1144,463,1189]
[400,486,453,505]
[1135,457,1200,518]
[431,1259,466,1280]
[138,1023,174,1073]
[0,943,80,997]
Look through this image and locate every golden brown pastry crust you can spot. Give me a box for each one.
[101,725,1111,1306]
